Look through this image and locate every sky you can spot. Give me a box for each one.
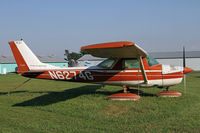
[0,0,200,57]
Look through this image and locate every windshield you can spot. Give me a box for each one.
[146,56,159,66]
[97,58,116,69]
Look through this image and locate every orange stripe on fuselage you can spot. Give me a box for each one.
[8,41,29,72]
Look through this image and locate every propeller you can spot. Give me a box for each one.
[182,46,194,93]
[183,46,186,93]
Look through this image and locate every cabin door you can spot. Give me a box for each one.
[3,68,6,74]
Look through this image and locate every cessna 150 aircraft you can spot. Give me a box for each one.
[9,40,193,100]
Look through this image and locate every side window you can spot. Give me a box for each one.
[97,58,116,69]
[122,59,139,69]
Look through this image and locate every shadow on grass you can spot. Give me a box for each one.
[13,85,103,107]
[12,85,156,107]
[0,91,28,95]
[141,93,155,97]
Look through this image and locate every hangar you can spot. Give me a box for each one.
[77,54,105,67]
[150,51,200,70]
[77,51,200,71]
[0,55,68,74]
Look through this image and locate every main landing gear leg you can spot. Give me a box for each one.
[107,85,140,100]
[123,85,128,93]
[156,86,182,97]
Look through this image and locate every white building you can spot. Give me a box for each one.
[77,54,105,67]
[0,55,68,74]
[150,51,200,70]
[77,51,200,70]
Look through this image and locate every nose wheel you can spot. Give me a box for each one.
[156,87,182,97]
[166,86,169,91]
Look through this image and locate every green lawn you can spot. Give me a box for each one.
[0,72,200,133]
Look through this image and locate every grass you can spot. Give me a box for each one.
[0,72,200,133]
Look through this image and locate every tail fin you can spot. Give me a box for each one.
[9,40,59,72]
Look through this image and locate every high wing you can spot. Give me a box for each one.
[81,41,148,83]
[81,41,148,58]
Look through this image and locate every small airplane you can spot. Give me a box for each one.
[8,40,193,100]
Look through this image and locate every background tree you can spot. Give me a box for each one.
[64,49,86,67]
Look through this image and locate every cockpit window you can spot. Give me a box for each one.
[122,58,139,69]
[97,58,116,69]
[146,56,159,66]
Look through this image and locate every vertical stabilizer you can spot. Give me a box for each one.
[9,40,59,72]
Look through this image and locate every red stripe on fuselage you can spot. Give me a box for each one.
[30,69,183,83]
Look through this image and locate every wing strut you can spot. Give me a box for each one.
[138,56,148,83]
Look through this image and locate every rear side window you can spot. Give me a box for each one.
[122,59,139,69]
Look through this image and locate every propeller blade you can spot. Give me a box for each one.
[183,46,186,68]
[183,46,186,93]
[184,74,186,93]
